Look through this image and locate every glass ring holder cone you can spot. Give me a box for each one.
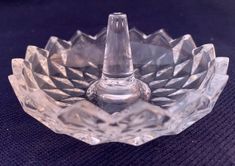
[9,13,229,146]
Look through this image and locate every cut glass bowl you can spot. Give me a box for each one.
[9,13,229,146]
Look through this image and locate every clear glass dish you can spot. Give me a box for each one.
[9,13,229,146]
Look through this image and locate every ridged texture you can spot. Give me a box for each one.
[130,29,216,108]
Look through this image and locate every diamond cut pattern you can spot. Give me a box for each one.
[131,31,214,108]
[16,28,217,109]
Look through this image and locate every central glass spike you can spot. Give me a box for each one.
[86,13,151,113]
